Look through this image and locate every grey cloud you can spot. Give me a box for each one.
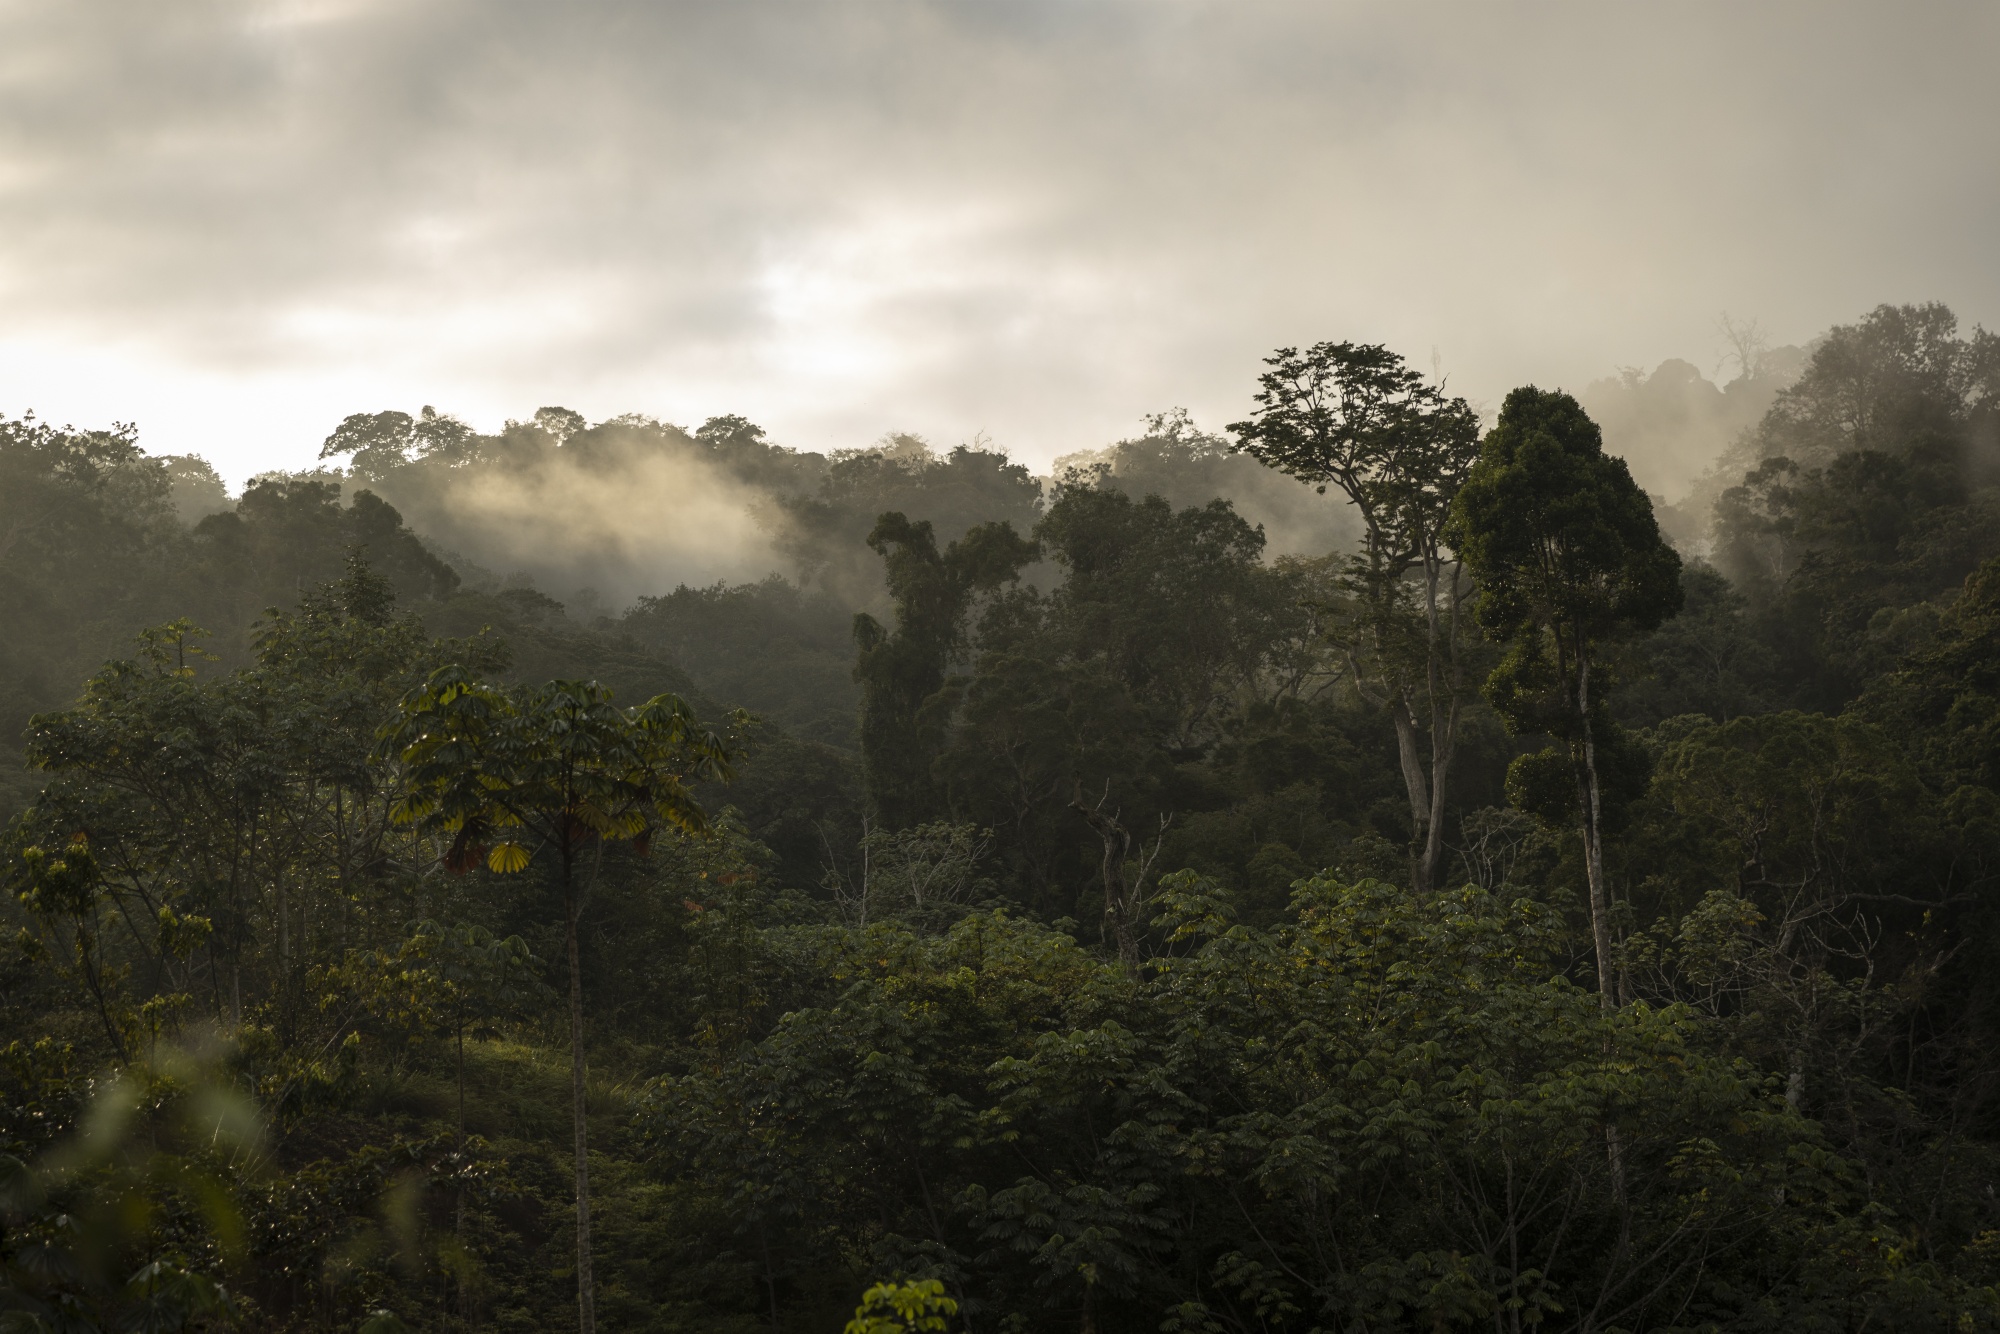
[1,1,1996,485]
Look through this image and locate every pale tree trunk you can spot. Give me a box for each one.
[1071,783,1140,966]
[1420,696,1461,895]
[1357,535,1441,898]
[565,858,596,1334]
[1389,702,1434,894]
[456,1019,467,1239]
[1384,554,1468,899]
[1417,559,1466,895]
[1575,655,1615,1010]
[1573,651,1629,1205]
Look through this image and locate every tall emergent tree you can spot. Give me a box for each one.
[1445,387,1682,1007]
[383,672,731,1334]
[852,512,1037,828]
[1230,342,1483,892]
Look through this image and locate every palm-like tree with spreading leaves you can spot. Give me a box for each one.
[382,668,731,1334]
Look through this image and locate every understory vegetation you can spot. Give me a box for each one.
[4,301,2000,1331]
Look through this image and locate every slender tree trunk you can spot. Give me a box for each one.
[565,851,596,1334]
[1384,554,1468,898]
[1575,656,1614,1011]
[76,928,131,1063]
[758,1224,781,1331]
[1418,693,1460,895]
[1416,557,1465,895]
[1389,697,1462,898]
[1071,783,1139,966]
[456,1018,468,1241]
[1389,702,1433,894]
[454,1015,469,1325]
[1574,653,1629,1205]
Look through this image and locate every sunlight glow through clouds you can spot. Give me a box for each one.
[0,2,1995,486]
[747,199,1101,404]
[0,333,412,470]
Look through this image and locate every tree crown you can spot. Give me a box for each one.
[1447,386,1682,642]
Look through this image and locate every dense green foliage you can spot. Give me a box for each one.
[5,301,2000,1331]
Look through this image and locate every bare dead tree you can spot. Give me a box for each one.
[1069,780,1172,967]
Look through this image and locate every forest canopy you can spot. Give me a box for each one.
[4,301,2000,1332]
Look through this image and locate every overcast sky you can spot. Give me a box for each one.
[2,0,1996,486]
